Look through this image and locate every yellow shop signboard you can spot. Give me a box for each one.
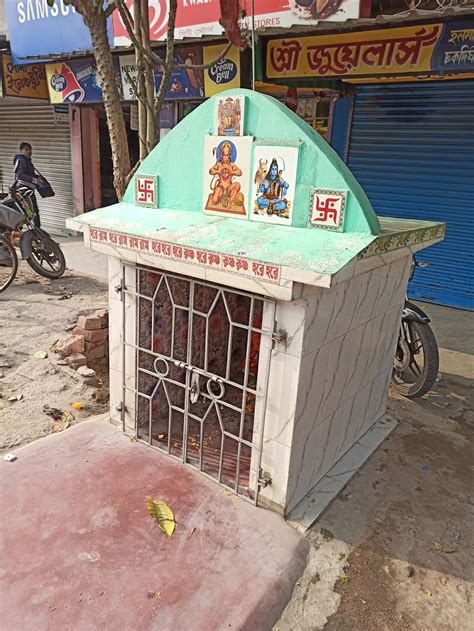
[2,55,49,99]
[267,24,442,79]
[203,45,241,97]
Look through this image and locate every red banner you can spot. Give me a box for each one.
[112,0,364,45]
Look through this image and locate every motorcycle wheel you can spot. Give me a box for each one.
[26,232,66,279]
[0,234,18,292]
[391,320,439,398]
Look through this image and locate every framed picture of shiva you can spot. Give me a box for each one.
[251,145,298,225]
[203,135,252,219]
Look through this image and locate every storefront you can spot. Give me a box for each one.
[264,20,474,310]
[45,55,138,209]
[119,41,245,136]
[0,55,74,235]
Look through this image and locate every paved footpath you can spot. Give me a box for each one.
[0,419,308,631]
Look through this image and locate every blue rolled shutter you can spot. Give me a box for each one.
[347,80,474,310]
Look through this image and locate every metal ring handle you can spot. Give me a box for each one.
[206,377,225,400]
[154,357,170,377]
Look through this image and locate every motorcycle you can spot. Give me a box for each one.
[0,181,65,287]
[391,258,439,398]
[0,233,18,293]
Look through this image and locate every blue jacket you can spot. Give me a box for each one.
[13,154,39,186]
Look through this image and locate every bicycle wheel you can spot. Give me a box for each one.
[0,234,18,292]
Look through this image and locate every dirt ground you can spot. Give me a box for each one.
[0,263,109,452]
[276,355,473,629]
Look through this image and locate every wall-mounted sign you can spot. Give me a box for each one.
[266,21,474,79]
[432,22,474,71]
[310,189,346,232]
[112,0,365,46]
[1,55,49,99]
[119,46,204,101]
[215,96,245,136]
[130,104,139,131]
[135,175,159,208]
[155,46,204,100]
[119,55,138,101]
[113,0,223,45]
[53,104,70,125]
[251,145,298,226]
[203,136,253,219]
[5,0,112,63]
[203,45,240,97]
[239,0,365,30]
[46,58,121,104]
[89,227,282,285]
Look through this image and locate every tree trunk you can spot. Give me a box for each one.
[135,0,147,161]
[83,8,131,200]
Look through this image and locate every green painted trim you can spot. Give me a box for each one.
[359,223,446,258]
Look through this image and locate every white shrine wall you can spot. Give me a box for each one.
[106,249,413,516]
[258,253,412,514]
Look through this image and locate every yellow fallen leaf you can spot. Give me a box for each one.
[146,497,175,537]
[71,402,83,410]
[433,541,457,553]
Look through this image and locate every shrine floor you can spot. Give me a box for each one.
[0,419,308,631]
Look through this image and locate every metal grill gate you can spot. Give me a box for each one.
[122,264,276,503]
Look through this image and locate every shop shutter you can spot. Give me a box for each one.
[347,81,474,310]
[0,99,73,235]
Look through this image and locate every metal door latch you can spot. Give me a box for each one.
[272,328,287,347]
[116,401,125,422]
[190,372,200,404]
[115,278,126,300]
[258,470,272,488]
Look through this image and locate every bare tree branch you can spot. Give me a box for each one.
[104,2,116,18]
[153,0,177,119]
[124,159,141,188]
[115,0,166,69]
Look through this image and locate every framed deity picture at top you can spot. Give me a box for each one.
[203,135,253,219]
[251,145,298,225]
[215,95,245,136]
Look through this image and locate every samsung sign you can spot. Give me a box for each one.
[5,0,111,63]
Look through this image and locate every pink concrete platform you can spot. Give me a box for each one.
[0,420,307,631]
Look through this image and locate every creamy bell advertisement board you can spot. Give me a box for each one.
[203,45,241,97]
